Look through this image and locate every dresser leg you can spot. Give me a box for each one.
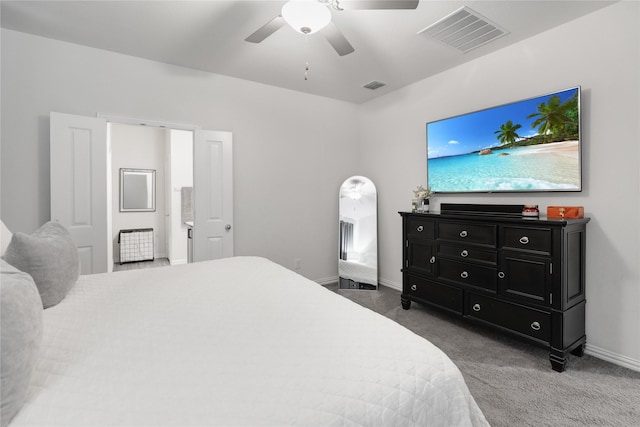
[550,351,567,372]
[401,295,411,310]
[571,343,586,357]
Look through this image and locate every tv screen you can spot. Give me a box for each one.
[427,87,581,193]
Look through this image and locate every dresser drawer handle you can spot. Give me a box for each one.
[417,225,424,232]
[472,303,481,312]
[460,271,469,279]
[460,250,469,257]
[519,236,529,245]
[459,230,468,238]
[429,256,436,264]
[411,284,417,291]
[531,321,541,331]
[498,271,505,279]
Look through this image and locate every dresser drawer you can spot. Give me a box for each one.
[501,226,552,255]
[405,275,463,314]
[438,243,497,265]
[467,293,551,343]
[407,217,435,239]
[438,222,496,247]
[438,258,497,292]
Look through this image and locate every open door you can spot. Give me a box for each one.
[50,112,109,274]
[193,129,233,261]
[51,113,233,271]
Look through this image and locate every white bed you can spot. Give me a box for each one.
[10,256,488,426]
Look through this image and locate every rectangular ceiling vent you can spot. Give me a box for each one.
[362,80,386,90]
[417,6,509,53]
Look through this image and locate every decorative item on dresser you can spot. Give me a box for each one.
[399,204,590,372]
[412,185,433,213]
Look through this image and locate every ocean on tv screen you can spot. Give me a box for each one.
[428,141,580,192]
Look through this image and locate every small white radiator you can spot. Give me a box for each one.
[119,228,154,264]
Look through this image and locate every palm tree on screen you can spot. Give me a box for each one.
[494,120,522,145]
[527,95,577,138]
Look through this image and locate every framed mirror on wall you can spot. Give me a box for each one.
[120,168,156,212]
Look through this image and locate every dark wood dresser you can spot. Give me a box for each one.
[399,207,590,371]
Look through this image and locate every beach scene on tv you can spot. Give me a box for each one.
[427,87,580,193]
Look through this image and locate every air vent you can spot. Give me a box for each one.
[418,6,508,53]
[362,80,386,90]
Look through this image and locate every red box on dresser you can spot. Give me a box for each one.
[547,206,584,219]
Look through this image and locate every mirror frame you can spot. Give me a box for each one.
[119,168,156,212]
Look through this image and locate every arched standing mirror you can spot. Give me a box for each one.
[338,176,377,290]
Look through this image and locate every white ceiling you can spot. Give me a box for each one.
[1,0,616,104]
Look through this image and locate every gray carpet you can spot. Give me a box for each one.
[324,284,640,427]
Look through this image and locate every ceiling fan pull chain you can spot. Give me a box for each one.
[304,33,310,81]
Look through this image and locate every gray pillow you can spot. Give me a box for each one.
[2,221,80,308]
[0,259,43,427]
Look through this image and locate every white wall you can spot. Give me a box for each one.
[357,2,640,369]
[110,123,166,262]
[0,28,359,281]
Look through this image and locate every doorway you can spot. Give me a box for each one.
[109,123,193,271]
[50,112,234,275]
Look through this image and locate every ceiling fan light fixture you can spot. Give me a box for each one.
[281,0,332,35]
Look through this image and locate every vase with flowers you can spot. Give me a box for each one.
[412,185,433,213]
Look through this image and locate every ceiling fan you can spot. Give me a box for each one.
[245,0,419,56]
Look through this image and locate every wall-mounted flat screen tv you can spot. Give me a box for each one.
[427,87,581,193]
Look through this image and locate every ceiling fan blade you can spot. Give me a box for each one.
[338,0,419,10]
[321,22,355,56]
[245,15,286,43]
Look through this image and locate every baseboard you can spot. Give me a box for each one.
[315,276,338,286]
[379,277,401,291]
[170,258,188,266]
[585,344,640,372]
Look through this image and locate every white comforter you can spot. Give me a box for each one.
[12,257,488,426]
[338,259,377,286]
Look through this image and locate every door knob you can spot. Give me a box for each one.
[225,224,232,231]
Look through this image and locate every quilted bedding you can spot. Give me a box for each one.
[11,256,488,426]
[338,259,377,286]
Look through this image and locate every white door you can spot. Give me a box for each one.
[193,129,233,261]
[50,112,109,274]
